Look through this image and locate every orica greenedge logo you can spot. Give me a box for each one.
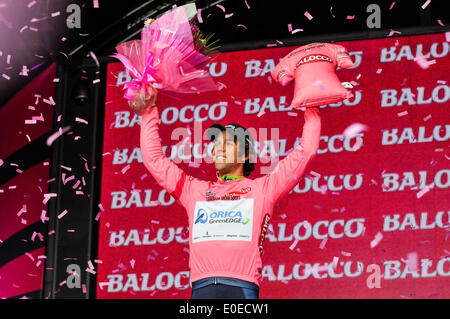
[195,208,250,225]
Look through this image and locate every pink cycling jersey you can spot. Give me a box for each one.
[140,106,321,286]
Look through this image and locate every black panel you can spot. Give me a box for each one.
[42,56,106,299]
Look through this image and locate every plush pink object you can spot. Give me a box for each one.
[112,7,218,101]
[272,42,354,108]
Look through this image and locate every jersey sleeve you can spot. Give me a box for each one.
[140,106,191,208]
[258,107,321,205]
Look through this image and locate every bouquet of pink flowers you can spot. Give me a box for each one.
[111,6,219,103]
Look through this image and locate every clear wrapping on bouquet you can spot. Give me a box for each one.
[111,6,219,102]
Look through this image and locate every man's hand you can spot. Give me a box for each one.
[128,86,158,115]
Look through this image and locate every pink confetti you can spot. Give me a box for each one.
[319,238,328,249]
[130,259,135,269]
[75,117,88,124]
[352,136,364,151]
[292,28,303,34]
[402,252,418,271]
[304,11,313,20]
[414,54,435,69]
[289,238,299,250]
[437,20,444,26]
[28,1,37,8]
[121,164,130,174]
[17,205,27,216]
[346,15,355,20]
[93,0,99,9]
[331,256,339,269]
[237,24,247,29]
[25,252,35,262]
[244,0,250,9]
[196,8,203,23]
[57,209,68,219]
[43,193,57,204]
[389,2,396,10]
[287,112,297,117]
[376,68,382,74]
[416,186,430,198]
[341,251,352,257]
[397,111,408,117]
[423,114,432,121]
[225,13,234,18]
[370,232,383,248]
[421,0,431,9]
[41,210,49,223]
[216,4,225,12]
[82,284,87,293]
[288,24,292,32]
[343,123,369,137]
[387,29,401,37]
[2,74,10,80]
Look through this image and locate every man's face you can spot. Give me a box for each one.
[212,131,243,174]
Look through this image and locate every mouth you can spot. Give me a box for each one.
[215,155,226,161]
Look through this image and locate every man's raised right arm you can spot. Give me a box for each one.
[135,94,190,203]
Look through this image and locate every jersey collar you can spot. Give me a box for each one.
[216,172,245,182]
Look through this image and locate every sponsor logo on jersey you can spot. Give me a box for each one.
[296,54,333,67]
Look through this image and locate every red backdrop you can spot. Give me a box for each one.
[96,33,450,299]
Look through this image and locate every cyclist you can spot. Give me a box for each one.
[129,88,321,299]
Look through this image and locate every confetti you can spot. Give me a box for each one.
[423,114,432,122]
[93,0,99,9]
[343,123,369,137]
[46,126,71,146]
[370,232,383,248]
[291,28,303,34]
[244,0,250,9]
[346,15,355,20]
[319,238,328,249]
[236,24,247,29]
[216,4,225,12]
[287,112,297,117]
[17,205,27,217]
[352,136,364,151]
[437,20,444,26]
[57,209,68,219]
[376,68,382,74]
[416,186,430,198]
[288,24,292,32]
[75,117,88,124]
[121,164,130,174]
[341,251,352,257]
[304,11,313,20]
[414,54,435,69]
[41,210,49,223]
[196,8,203,23]
[387,29,401,37]
[421,0,431,9]
[402,252,418,271]
[389,2,396,10]
[28,0,37,8]
[43,193,57,204]
[397,111,408,117]
[289,238,299,250]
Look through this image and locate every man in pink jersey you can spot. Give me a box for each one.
[129,88,321,299]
